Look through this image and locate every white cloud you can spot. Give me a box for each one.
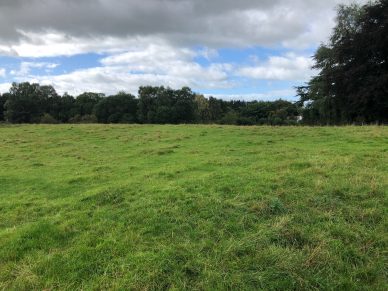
[3,30,141,58]
[0,82,11,93]
[100,41,233,87]
[9,41,234,96]
[10,61,59,77]
[237,53,315,81]
[33,68,226,96]
[1,39,315,99]
[0,68,6,78]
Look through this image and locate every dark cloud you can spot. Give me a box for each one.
[0,0,366,49]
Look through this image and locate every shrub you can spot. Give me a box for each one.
[40,113,59,124]
[69,114,98,124]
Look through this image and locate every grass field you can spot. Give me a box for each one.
[0,125,387,290]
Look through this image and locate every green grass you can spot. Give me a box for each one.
[0,125,387,290]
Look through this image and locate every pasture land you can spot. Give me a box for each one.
[0,125,387,290]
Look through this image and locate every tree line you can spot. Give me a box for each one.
[0,82,300,125]
[297,0,388,124]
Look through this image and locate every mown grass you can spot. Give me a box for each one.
[0,124,387,290]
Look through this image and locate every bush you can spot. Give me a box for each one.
[40,113,59,124]
[69,114,98,124]
[107,113,122,124]
[236,117,255,126]
[219,111,238,125]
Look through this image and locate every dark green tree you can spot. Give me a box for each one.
[138,86,196,124]
[4,82,56,123]
[94,92,138,123]
[0,93,10,121]
[55,93,77,123]
[194,94,211,123]
[297,0,388,124]
[75,92,104,116]
[208,97,225,122]
[137,86,160,123]
[171,87,197,124]
[239,100,299,125]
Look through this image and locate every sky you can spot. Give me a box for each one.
[0,0,367,101]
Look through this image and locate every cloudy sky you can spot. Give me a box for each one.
[0,0,366,100]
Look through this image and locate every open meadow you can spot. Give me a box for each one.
[0,125,387,290]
